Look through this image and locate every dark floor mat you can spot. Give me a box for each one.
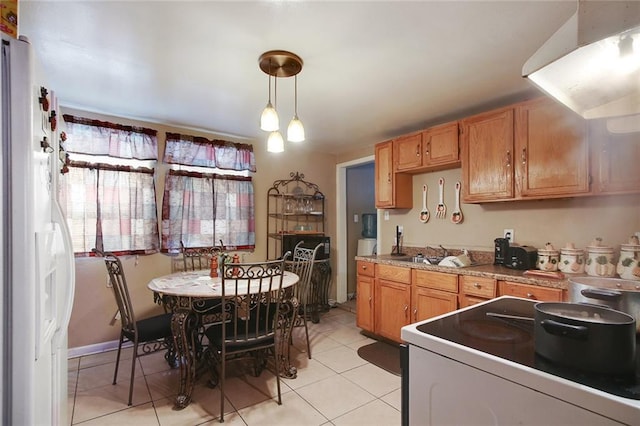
[357,341,401,376]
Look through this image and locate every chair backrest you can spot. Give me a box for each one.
[181,241,222,271]
[219,256,288,345]
[96,250,137,335]
[289,242,322,304]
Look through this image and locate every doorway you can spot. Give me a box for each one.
[335,156,376,304]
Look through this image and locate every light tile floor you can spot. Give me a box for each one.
[67,305,401,425]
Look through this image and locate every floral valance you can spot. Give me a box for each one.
[62,115,158,160]
[163,132,256,172]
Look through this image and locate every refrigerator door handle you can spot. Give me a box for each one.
[51,198,75,350]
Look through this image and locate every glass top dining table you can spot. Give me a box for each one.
[147,269,300,409]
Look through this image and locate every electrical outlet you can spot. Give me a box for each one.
[353,214,359,223]
[398,225,403,234]
[503,228,514,243]
[384,211,389,221]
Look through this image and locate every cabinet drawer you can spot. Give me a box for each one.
[357,260,375,278]
[498,281,564,302]
[376,264,411,284]
[412,269,458,293]
[460,294,489,308]
[460,275,497,299]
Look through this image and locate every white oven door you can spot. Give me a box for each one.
[408,344,623,425]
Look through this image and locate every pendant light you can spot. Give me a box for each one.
[259,50,305,152]
[260,64,279,131]
[267,131,284,153]
[287,74,305,142]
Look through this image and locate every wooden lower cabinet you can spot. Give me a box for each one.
[460,275,497,307]
[373,264,412,342]
[412,287,457,322]
[498,280,564,302]
[412,269,458,322]
[356,275,375,332]
[375,278,411,342]
[356,261,565,342]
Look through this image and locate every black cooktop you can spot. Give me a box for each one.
[416,298,640,400]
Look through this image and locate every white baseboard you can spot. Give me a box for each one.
[68,340,130,359]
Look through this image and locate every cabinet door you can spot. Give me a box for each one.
[461,107,514,202]
[515,98,589,198]
[395,133,423,171]
[423,121,460,168]
[375,140,413,209]
[375,278,411,342]
[412,287,457,323]
[356,275,375,332]
[375,141,394,208]
[498,281,564,302]
[590,118,640,194]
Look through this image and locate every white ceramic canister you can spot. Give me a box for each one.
[617,235,640,281]
[559,243,585,274]
[537,242,560,271]
[585,237,616,277]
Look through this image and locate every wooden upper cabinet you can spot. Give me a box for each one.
[589,118,640,195]
[395,132,423,171]
[394,122,460,173]
[375,141,394,207]
[461,107,514,202]
[423,121,460,168]
[515,98,589,198]
[375,140,412,209]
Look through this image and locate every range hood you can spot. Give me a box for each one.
[523,1,640,119]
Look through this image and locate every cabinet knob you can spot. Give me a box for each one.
[416,145,420,157]
[473,283,481,288]
[362,265,367,270]
[506,150,511,168]
[521,148,527,165]
[387,173,391,183]
[526,292,536,299]
[425,142,430,156]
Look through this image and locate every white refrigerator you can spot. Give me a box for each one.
[1,35,76,425]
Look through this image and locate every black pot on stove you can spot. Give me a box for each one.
[534,302,637,375]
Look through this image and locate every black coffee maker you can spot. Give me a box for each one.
[494,238,509,265]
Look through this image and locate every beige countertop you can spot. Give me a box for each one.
[354,254,587,290]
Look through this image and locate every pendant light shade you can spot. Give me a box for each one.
[287,115,305,142]
[287,74,305,142]
[259,50,305,151]
[260,74,279,131]
[267,131,284,153]
[260,101,279,131]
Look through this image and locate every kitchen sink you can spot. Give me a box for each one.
[395,255,444,265]
[393,255,483,268]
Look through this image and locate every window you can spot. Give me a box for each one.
[60,115,160,255]
[161,133,256,253]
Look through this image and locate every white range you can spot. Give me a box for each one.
[400,296,640,425]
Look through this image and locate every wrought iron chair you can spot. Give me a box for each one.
[204,255,289,423]
[288,241,322,359]
[95,250,176,406]
[181,241,223,272]
[180,242,226,348]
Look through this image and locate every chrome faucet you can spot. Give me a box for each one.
[426,245,448,258]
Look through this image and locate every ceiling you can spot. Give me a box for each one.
[19,1,577,155]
